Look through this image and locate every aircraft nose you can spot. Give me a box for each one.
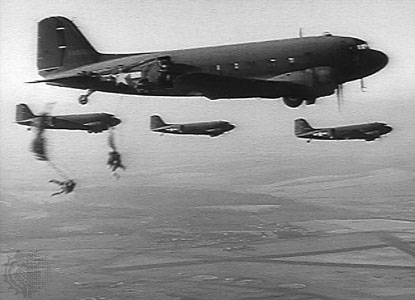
[358,49,388,77]
[227,123,235,131]
[383,125,393,134]
[110,117,121,127]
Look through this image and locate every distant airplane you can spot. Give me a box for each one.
[150,115,235,137]
[30,16,387,107]
[295,118,392,142]
[16,103,121,133]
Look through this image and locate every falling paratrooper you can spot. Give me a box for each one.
[107,128,126,179]
[27,110,76,195]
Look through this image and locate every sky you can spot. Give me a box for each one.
[1,0,415,199]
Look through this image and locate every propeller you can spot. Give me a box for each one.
[360,78,366,92]
[336,84,344,112]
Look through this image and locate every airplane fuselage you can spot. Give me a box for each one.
[35,16,388,106]
[43,36,387,97]
[17,113,120,133]
[297,122,392,141]
[151,121,235,137]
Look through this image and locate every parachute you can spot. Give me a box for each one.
[107,128,125,178]
[108,127,117,151]
[31,134,48,161]
[30,114,48,161]
[28,113,74,191]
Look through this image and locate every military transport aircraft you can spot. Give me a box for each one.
[16,103,121,133]
[295,118,392,142]
[150,115,235,137]
[30,16,388,107]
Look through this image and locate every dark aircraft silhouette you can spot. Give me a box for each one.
[16,103,121,133]
[30,16,388,107]
[150,115,235,137]
[295,118,392,142]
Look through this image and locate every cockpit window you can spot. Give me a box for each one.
[356,43,369,50]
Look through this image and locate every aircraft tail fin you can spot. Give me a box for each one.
[150,115,167,130]
[16,104,36,122]
[295,118,314,136]
[37,16,100,76]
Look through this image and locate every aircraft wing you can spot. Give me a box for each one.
[52,118,91,130]
[174,73,308,100]
[205,128,226,137]
[362,130,381,141]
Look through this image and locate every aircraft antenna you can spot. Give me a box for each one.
[299,27,303,38]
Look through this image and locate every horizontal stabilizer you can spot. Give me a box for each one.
[26,75,83,84]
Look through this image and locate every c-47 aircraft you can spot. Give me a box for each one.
[30,16,388,107]
[295,118,392,142]
[150,115,235,137]
[16,103,121,133]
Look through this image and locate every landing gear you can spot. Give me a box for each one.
[78,89,95,105]
[79,95,88,105]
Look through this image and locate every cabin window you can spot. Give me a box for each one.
[233,62,240,70]
[269,58,277,67]
[215,64,221,71]
[288,57,295,64]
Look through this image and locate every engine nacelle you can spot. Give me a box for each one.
[310,66,338,97]
[275,66,338,106]
[283,97,303,108]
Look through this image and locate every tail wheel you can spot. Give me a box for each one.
[78,90,95,105]
[283,97,303,108]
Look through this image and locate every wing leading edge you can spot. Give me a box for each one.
[173,73,308,100]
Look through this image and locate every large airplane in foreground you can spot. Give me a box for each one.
[30,16,388,107]
[150,115,235,137]
[295,118,392,142]
[16,103,121,133]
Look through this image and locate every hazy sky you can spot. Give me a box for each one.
[1,0,415,197]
